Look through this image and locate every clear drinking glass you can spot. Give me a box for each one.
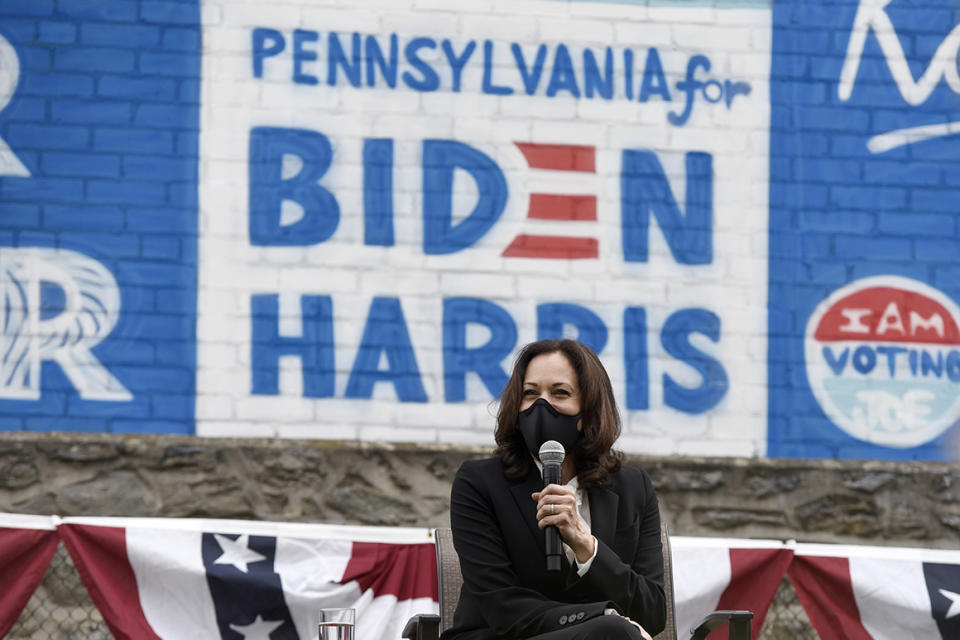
[318,607,355,640]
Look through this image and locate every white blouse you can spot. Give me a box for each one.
[535,461,598,576]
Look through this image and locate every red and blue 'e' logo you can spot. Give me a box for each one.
[805,276,960,448]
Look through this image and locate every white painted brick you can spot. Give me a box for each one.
[203,265,282,290]
[614,22,672,48]
[727,256,770,281]
[197,290,246,316]
[197,317,248,343]
[516,275,591,299]
[340,0,415,11]
[201,3,222,26]
[452,116,534,142]
[530,119,608,144]
[373,112,456,138]
[714,9,771,27]
[538,18,613,45]
[459,16,537,41]
[196,369,245,394]
[203,27,249,54]
[200,421,280,438]
[206,81,261,107]
[491,0,570,18]
[747,336,767,361]
[415,0,494,13]
[299,8,383,32]
[726,362,767,386]
[342,89,422,114]
[380,11,460,35]
[616,434,677,454]
[196,395,236,420]
[570,2,647,20]
[499,95,578,119]
[648,6,717,25]
[360,425,438,442]
[396,402,475,428]
[198,343,241,366]
[440,272,517,297]
[594,278,668,305]
[360,271,441,296]
[276,423,359,440]
[421,92,501,118]
[221,3,303,28]
[437,429,497,447]
[672,25,755,52]
[676,438,759,458]
[576,99,643,124]
[729,51,774,79]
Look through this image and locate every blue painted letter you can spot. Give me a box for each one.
[363,139,394,246]
[442,298,517,401]
[249,127,340,246]
[624,307,648,410]
[328,32,362,87]
[252,28,284,78]
[423,140,507,254]
[537,303,608,355]
[402,37,440,91]
[660,308,727,413]
[292,29,319,85]
[251,295,334,397]
[621,150,713,264]
[345,297,427,402]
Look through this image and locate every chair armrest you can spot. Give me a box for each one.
[401,614,441,640]
[689,610,753,640]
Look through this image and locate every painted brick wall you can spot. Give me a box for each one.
[193,0,772,455]
[1,0,959,461]
[769,0,960,460]
[0,0,199,434]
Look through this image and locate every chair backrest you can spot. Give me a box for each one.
[434,522,678,639]
[435,527,462,634]
[653,520,678,640]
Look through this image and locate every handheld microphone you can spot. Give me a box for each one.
[538,440,565,572]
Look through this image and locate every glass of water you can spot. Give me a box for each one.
[319,607,355,640]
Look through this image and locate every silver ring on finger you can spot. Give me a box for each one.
[551,504,555,515]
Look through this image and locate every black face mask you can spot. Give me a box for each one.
[517,398,582,460]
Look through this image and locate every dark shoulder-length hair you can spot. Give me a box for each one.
[494,339,623,489]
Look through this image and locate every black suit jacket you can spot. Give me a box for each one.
[441,457,666,640]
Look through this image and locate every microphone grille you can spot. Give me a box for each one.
[538,440,566,465]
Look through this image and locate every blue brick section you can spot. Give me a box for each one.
[0,0,199,434]
[768,0,960,461]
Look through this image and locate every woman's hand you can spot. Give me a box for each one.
[623,616,653,640]
[604,610,653,640]
[531,484,595,563]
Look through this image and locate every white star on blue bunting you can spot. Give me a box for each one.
[213,533,267,572]
[940,589,960,620]
[229,614,285,639]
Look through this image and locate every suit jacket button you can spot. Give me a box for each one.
[559,615,567,625]
[576,612,584,620]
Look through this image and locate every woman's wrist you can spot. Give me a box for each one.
[572,531,596,563]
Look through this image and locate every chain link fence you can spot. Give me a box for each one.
[10,544,817,639]
[8,544,110,640]
[757,576,819,640]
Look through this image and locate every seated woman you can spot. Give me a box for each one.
[442,339,666,640]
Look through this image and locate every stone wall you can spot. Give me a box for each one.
[3,432,959,549]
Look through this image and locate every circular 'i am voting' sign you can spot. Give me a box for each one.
[805,276,960,448]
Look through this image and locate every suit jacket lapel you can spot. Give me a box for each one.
[589,486,619,549]
[509,464,546,552]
